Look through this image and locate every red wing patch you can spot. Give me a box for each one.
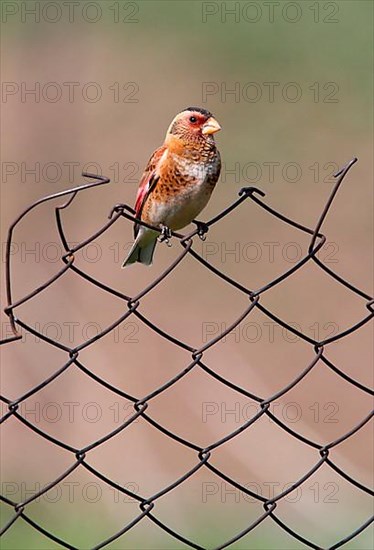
[134,145,165,217]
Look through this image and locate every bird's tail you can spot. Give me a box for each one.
[122,234,157,267]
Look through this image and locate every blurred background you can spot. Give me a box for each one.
[1,1,373,548]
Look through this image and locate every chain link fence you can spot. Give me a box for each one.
[1,157,373,549]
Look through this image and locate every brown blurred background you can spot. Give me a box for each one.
[1,1,373,549]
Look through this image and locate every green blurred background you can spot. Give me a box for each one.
[1,1,373,549]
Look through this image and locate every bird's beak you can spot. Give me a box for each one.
[202,117,221,135]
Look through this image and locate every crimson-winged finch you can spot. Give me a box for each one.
[122,107,221,267]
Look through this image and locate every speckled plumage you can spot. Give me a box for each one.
[122,108,221,267]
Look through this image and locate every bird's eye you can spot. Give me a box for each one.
[189,116,197,123]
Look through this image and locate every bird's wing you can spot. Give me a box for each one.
[133,145,165,237]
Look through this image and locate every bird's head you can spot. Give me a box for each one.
[166,107,221,143]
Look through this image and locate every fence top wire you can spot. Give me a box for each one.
[1,157,373,550]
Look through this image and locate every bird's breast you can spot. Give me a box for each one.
[170,153,210,182]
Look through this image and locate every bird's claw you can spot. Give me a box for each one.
[158,225,172,247]
[193,220,209,241]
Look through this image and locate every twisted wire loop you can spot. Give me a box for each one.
[1,158,373,549]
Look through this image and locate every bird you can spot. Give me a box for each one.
[122,107,221,267]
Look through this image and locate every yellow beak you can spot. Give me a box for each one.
[202,117,221,135]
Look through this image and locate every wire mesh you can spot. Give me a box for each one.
[1,157,373,549]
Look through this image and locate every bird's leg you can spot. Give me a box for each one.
[157,224,172,247]
[193,220,209,241]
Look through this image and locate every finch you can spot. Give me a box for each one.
[122,107,221,267]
